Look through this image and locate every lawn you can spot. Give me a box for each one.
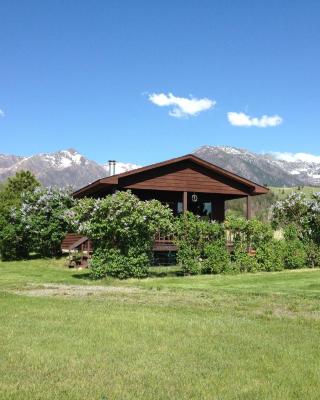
[1,259,320,399]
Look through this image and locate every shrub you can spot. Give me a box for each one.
[255,239,284,272]
[282,225,307,269]
[0,171,41,260]
[232,245,260,273]
[90,248,149,280]
[20,187,75,258]
[174,212,224,275]
[203,240,230,274]
[305,241,320,268]
[283,239,307,269]
[89,248,108,280]
[225,216,273,251]
[176,243,202,275]
[246,219,273,249]
[70,191,174,279]
[272,192,320,245]
[0,218,30,261]
[224,215,247,249]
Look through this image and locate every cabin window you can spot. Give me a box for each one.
[177,202,183,214]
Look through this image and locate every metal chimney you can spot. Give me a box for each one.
[108,160,116,176]
[113,160,116,176]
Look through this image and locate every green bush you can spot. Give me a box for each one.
[282,225,307,269]
[246,219,273,249]
[305,241,320,268]
[255,240,284,272]
[283,240,307,269]
[0,220,30,261]
[176,243,202,275]
[174,212,224,275]
[203,240,230,274]
[232,245,260,273]
[90,248,149,280]
[0,171,41,260]
[71,191,174,279]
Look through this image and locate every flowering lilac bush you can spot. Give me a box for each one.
[272,192,320,267]
[0,187,74,260]
[19,187,75,257]
[69,191,174,278]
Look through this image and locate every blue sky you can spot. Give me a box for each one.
[1,0,320,165]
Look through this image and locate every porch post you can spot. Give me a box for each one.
[183,191,188,213]
[246,195,252,220]
[212,199,225,222]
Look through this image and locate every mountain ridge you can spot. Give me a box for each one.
[1,146,320,189]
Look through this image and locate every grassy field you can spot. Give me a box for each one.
[1,259,320,399]
[271,186,320,199]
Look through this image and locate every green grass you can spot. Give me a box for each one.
[271,185,320,199]
[1,259,320,399]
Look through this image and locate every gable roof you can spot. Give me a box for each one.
[73,154,269,198]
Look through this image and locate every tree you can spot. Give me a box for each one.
[0,171,40,215]
[0,171,41,260]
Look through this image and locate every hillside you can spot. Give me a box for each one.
[194,146,320,187]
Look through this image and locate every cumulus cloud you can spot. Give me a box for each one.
[227,112,282,127]
[0,109,5,118]
[148,92,215,118]
[271,152,320,164]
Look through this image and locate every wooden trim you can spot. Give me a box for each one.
[246,195,252,220]
[183,191,188,213]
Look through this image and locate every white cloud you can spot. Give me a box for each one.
[148,92,215,118]
[271,152,320,164]
[0,109,5,118]
[227,112,282,127]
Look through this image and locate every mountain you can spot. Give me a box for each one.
[193,146,320,187]
[1,146,320,189]
[0,149,139,189]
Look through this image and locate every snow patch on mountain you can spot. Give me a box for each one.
[271,152,320,164]
[0,149,139,189]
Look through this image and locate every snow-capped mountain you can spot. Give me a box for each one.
[270,152,320,185]
[193,146,320,186]
[0,149,139,189]
[1,146,320,189]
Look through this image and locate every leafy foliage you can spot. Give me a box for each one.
[0,171,41,260]
[281,226,307,269]
[174,212,225,274]
[203,240,230,274]
[19,187,75,257]
[255,240,284,272]
[0,171,74,260]
[69,191,174,279]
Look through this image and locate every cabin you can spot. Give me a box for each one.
[73,154,268,219]
[64,154,269,266]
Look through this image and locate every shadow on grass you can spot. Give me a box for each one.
[71,266,183,280]
[148,266,183,278]
[72,272,91,280]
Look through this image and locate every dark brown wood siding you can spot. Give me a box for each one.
[119,161,252,195]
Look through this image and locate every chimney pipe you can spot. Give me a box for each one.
[113,160,116,176]
[108,160,117,176]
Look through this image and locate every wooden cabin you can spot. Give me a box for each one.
[66,154,269,265]
[73,154,268,220]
